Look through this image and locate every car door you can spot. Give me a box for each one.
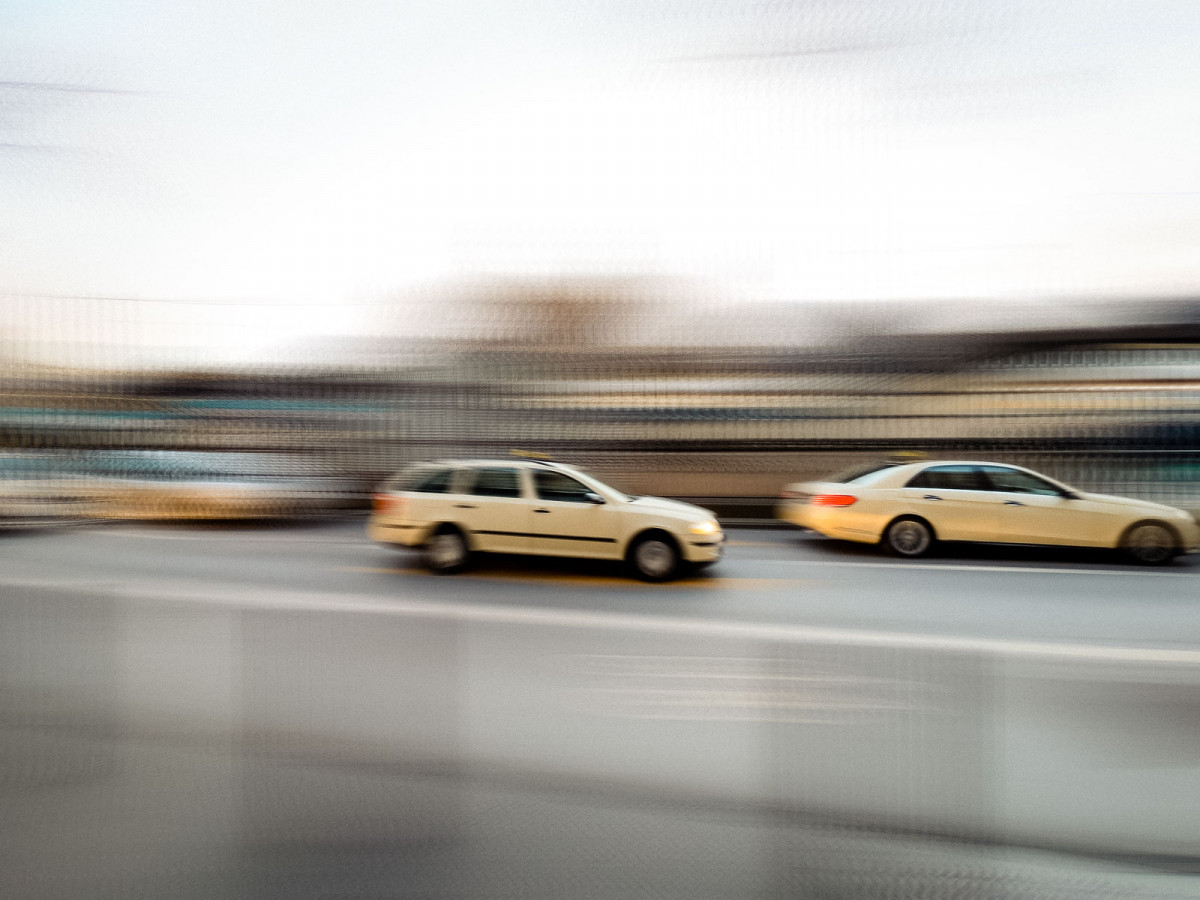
[456,466,536,554]
[896,465,1003,542]
[527,469,622,559]
[979,466,1099,547]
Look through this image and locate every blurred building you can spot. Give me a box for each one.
[1,291,1199,515]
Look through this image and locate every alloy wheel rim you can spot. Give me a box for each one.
[637,540,675,577]
[891,522,929,555]
[431,533,464,567]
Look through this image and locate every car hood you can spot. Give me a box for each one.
[627,496,716,520]
[1075,492,1188,516]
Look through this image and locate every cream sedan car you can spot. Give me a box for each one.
[778,460,1200,564]
[368,458,723,581]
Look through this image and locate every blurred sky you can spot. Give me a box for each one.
[3,0,1200,363]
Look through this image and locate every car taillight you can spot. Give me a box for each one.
[811,493,857,507]
[372,493,406,515]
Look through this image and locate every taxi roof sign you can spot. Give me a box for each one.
[509,449,554,461]
[887,450,929,462]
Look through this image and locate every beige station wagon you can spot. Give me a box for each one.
[368,457,723,581]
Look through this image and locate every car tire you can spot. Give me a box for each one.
[629,532,682,582]
[422,526,471,574]
[883,517,935,558]
[1121,521,1179,566]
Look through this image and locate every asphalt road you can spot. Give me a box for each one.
[3,518,1199,645]
[3,520,1199,899]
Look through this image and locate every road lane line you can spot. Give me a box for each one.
[102,579,1200,666]
[764,559,1199,577]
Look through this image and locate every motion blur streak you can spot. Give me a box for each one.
[5,0,1200,896]
[3,290,1200,524]
[3,579,1200,899]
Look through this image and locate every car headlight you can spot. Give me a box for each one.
[689,519,720,536]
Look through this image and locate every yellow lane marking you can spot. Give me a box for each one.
[341,566,811,589]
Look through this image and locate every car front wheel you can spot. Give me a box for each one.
[883,517,934,558]
[1122,522,1178,566]
[629,534,681,582]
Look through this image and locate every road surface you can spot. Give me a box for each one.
[2,521,1198,899]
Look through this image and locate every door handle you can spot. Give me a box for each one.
[1004,500,1024,506]
[454,504,476,509]
[534,508,550,514]
[923,495,942,501]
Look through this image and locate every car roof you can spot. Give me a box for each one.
[906,461,1030,468]
[422,458,576,470]
[879,460,1036,475]
[789,460,1042,485]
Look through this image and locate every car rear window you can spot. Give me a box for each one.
[467,467,523,498]
[829,463,899,485]
[388,466,456,493]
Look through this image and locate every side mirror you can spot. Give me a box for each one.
[584,492,605,505]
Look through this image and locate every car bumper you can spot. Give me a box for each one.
[776,501,811,530]
[684,533,724,563]
[1177,518,1200,552]
[367,519,429,546]
[777,502,882,544]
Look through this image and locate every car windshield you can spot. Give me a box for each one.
[980,466,1067,496]
[559,465,635,501]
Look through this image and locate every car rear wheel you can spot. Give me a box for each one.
[1122,522,1178,565]
[629,533,681,582]
[422,527,470,574]
[883,517,934,558]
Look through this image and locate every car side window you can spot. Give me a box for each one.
[979,466,1062,496]
[535,470,594,502]
[408,468,455,493]
[905,465,986,491]
[467,467,523,498]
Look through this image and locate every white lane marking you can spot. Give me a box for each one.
[98,579,1200,666]
[765,558,1199,577]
